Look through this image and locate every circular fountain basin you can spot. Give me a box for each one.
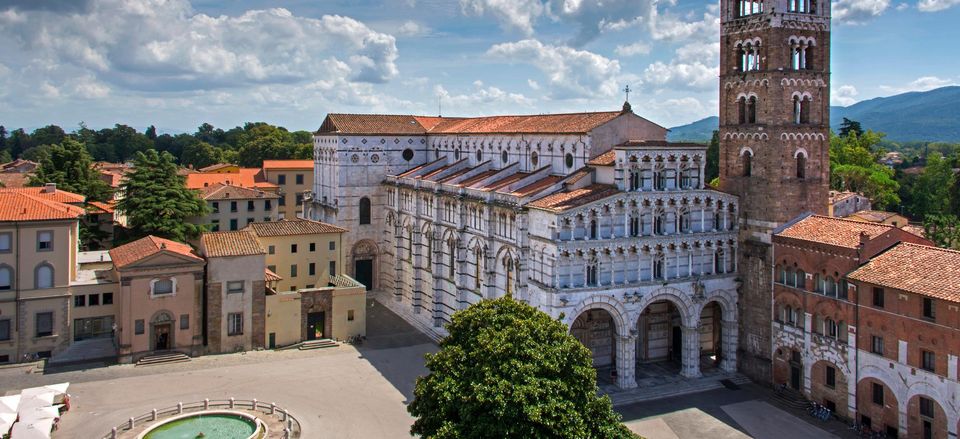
[137,410,265,439]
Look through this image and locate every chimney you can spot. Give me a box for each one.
[43,183,57,193]
[859,231,870,247]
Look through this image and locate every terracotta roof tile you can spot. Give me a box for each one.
[482,172,529,191]
[848,210,900,223]
[509,175,562,197]
[319,114,432,135]
[902,224,926,238]
[87,201,116,214]
[0,192,86,222]
[319,111,624,136]
[265,268,283,282]
[109,236,202,268]
[0,173,30,188]
[198,163,238,172]
[185,169,278,190]
[848,243,960,303]
[197,183,279,200]
[776,215,897,249]
[245,218,347,237]
[458,169,498,187]
[262,160,313,170]
[0,186,86,204]
[527,184,621,213]
[201,230,266,258]
[587,150,616,166]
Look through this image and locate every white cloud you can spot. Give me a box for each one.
[832,0,891,24]
[615,42,652,57]
[831,85,859,106]
[879,76,959,93]
[642,96,709,127]
[895,3,910,10]
[648,7,719,42]
[918,0,960,11]
[0,0,400,92]
[398,20,428,36]
[641,41,718,91]
[486,39,621,98]
[434,83,535,111]
[458,0,544,35]
[527,79,540,90]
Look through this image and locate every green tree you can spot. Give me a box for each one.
[145,125,158,140]
[9,128,32,158]
[180,140,223,169]
[829,130,900,209]
[30,125,66,147]
[236,124,297,167]
[28,138,111,201]
[923,214,960,249]
[409,297,637,439]
[0,125,8,152]
[116,150,209,242]
[838,118,864,138]
[907,153,954,218]
[705,130,719,183]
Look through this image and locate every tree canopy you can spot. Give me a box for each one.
[409,296,637,439]
[116,150,208,243]
[28,138,112,201]
[829,129,900,209]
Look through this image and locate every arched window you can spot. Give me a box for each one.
[679,211,691,233]
[629,170,640,190]
[653,255,664,280]
[565,153,574,169]
[505,257,514,295]
[586,259,598,286]
[501,150,508,164]
[796,269,806,289]
[530,151,539,168]
[747,96,757,123]
[0,265,11,290]
[715,250,725,274]
[796,153,807,179]
[629,215,640,237]
[654,212,665,235]
[474,248,483,291]
[785,305,794,324]
[737,98,747,124]
[448,240,456,278]
[476,149,483,162]
[359,197,371,225]
[793,96,811,124]
[589,219,598,239]
[35,264,54,289]
[742,150,753,177]
[455,148,461,160]
[150,277,175,296]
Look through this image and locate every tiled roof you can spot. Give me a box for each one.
[0,186,86,204]
[185,169,278,190]
[318,111,625,135]
[848,243,960,303]
[0,173,30,188]
[198,163,238,172]
[509,175,562,197]
[99,170,124,188]
[848,210,900,223]
[0,192,86,222]
[109,235,202,268]
[587,150,616,166]
[775,215,897,249]
[201,230,265,258]
[1,159,38,172]
[902,224,926,238]
[197,183,279,200]
[829,191,860,203]
[245,218,347,237]
[87,201,116,214]
[458,169,498,187]
[262,160,313,170]
[265,268,283,282]
[527,184,621,213]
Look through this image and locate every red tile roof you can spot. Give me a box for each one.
[262,160,313,170]
[197,183,279,200]
[109,236,202,268]
[265,268,283,282]
[0,192,86,222]
[509,175,562,197]
[775,215,897,249]
[587,150,616,166]
[198,163,238,172]
[245,218,347,237]
[185,169,278,190]
[0,173,31,188]
[527,184,621,213]
[87,201,116,214]
[201,231,266,258]
[318,111,626,135]
[0,185,86,204]
[458,169,499,187]
[848,243,960,303]
[848,210,902,223]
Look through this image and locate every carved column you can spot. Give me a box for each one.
[616,334,638,389]
[680,325,702,378]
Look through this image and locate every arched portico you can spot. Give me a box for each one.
[567,296,635,389]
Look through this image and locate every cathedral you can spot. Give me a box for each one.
[307,0,831,390]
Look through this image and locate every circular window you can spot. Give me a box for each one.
[371,154,380,163]
[531,151,539,168]
[351,154,359,163]
[501,150,508,164]
[476,150,483,162]
[402,148,414,161]
[565,153,574,169]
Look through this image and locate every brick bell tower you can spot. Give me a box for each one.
[718,0,831,381]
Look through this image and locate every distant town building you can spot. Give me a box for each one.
[261,160,313,219]
[0,159,38,188]
[200,230,268,354]
[828,191,871,218]
[192,183,279,232]
[847,210,910,228]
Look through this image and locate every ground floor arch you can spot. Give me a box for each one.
[856,377,900,436]
[570,308,618,369]
[350,239,379,291]
[908,394,948,439]
[809,360,849,418]
[636,300,683,365]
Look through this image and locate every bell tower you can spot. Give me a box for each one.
[718,0,831,381]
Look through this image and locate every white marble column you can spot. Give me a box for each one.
[721,319,738,372]
[616,334,638,389]
[680,325,702,378]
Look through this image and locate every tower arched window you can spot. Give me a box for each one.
[793,96,811,124]
[736,0,763,16]
[359,197,371,225]
[586,259,598,286]
[742,150,753,177]
[747,97,757,123]
[715,250,725,274]
[796,153,807,179]
[737,98,747,124]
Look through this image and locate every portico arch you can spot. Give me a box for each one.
[350,239,378,291]
[567,296,636,389]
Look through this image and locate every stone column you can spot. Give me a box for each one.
[898,404,908,438]
[720,319,738,372]
[616,334,638,389]
[680,325,702,378]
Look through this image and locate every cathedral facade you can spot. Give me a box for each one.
[308,106,740,389]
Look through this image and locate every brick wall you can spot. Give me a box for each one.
[251,280,266,349]
[207,282,222,353]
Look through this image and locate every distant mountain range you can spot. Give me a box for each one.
[667,86,960,143]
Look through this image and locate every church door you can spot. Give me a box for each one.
[355,259,373,291]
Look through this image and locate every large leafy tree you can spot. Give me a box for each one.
[838,118,864,138]
[28,138,112,201]
[923,214,960,250]
[116,150,208,242]
[829,130,901,209]
[409,297,637,439]
[907,153,954,218]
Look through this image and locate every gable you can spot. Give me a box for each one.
[121,251,204,270]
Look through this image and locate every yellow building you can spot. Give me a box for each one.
[261,160,313,220]
[245,219,365,347]
[198,163,240,174]
[847,210,911,228]
[0,189,86,363]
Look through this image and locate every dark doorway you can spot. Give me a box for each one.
[307,312,325,340]
[923,420,932,439]
[269,333,276,349]
[671,326,682,363]
[355,259,373,291]
[155,324,171,350]
[790,365,801,390]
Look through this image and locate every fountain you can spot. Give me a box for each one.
[136,411,264,439]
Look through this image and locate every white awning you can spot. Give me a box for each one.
[19,405,62,422]
[18,391,55,411]
[9,418,54,439]
[0,394,21,415]
[20,383,69,398]
[0,412,17,437]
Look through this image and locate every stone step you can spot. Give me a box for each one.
[770,386,809,409]
[610,373,752,407]
[136,352,191,366]
[299,339,338,350]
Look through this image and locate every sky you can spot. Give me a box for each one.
[0,0,958,134]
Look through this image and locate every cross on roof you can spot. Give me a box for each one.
[624,85,632,102]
